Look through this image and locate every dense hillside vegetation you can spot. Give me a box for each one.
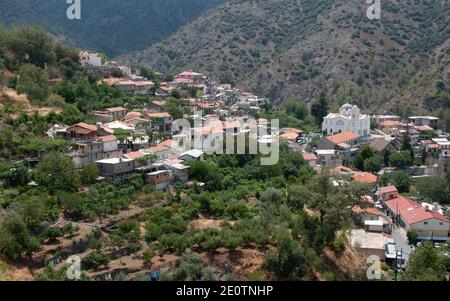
[0,0,224,57]
[119,0,450,128]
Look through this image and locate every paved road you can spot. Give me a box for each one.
[392,227,412,262]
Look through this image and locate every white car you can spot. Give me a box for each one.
[385,239,396,260]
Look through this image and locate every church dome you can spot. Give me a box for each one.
[340,103,353,116]
[340,103,353,111]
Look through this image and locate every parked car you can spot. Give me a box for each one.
[385,239,396,260]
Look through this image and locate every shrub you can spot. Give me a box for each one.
[407,230,418,245]
[80,165,99,185]
[323,271,336,281]
[265,230,308,280]
[332,233,347,254]
[82,251,109,270]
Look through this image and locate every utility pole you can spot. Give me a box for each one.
[394,248,403,281]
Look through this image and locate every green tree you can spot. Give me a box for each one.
[265,230,308,279]
[82,251,110,270]
[381,171,411,193]
[402,241,446,281]
[0,213,40,260]
[6,26,56,68]
[354,145,375,171]
[406,230,418,245]
[311,91,329,126]
[80,164,100,185]
[160,250,203,281]
[415,177,450,204]
[445,163,450,198]
[364,155,383,173]
[292,170,370,251]
[114,129,129,144]
[189,161,222,191]
[16,64,49,101]
[360,145,375,160]
[401,132,412,151]
[59,192,85,220]
[353,154,365,171]
[165,98,184,120]
[283,97,309,120]
[2,162,29,187]
[19,195,47,230]
[34,152,80,194]
[389,151,412,168]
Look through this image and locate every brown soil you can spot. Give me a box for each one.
[0,258,34,281]
[190,218,227,230]
[198,246,268,280]
[0,87,62,117]
[313,241,368,281]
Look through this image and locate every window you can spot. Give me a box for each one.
[424,222,428,225]
[439,222,443,226]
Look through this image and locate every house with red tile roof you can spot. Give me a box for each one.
[93,107,127,123]
[280,128,304,142]
[369,138,397,153]
[317,131,359,150]
[385,196,449,240]
[332,165,354,176]
[145,112,173,132]
[377,185,399,202]
[113,79,155,96]
[352,206,385,224]
[302,152,317,168]
[352,172,378,185]
[66,122,98,139]
[65,123,120,168]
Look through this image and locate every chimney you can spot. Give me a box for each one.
[96,122,102,134]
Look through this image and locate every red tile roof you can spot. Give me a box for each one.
[67,122,97,134]
[386,196,449,225]
[380,120,401,127]
[127,117,150,123]
[334,165,353,173]
[415,125,434,132]
[124,112,142,120]
[98,135,117,143]
[105,107,126,113]
[147,112,172,118]
[125,151,145,160]
[428,144,440,149]
[327,131,358,145]
[352,206,382,216]
[352,172,377,184]
[303,152,317,161]
[378,185,398,195]
[370,138,392,152]
[281,131,300,140]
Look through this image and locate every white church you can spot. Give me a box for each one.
[322,103,371,137]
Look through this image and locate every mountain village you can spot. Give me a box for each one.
[0,22,449,280]
[17,51,447,278]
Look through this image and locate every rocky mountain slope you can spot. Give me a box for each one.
[119,0,449,114]
[0,0,224,57]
